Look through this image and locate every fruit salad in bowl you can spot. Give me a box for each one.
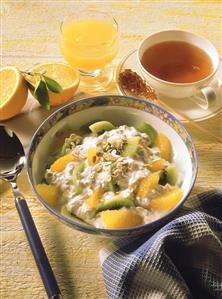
[27,95,197,237]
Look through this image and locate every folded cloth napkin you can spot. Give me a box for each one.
[99,189,222,299]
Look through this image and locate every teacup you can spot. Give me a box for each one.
[137,30,220,110]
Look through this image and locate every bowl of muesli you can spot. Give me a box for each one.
[27,95,198,237]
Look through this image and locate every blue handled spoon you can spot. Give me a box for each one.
[0,125,61,299]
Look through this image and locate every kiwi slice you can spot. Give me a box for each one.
[72,161,84,195]
[60,205,85,224]
[122,136,140,157]
[107,181,116,192]
[138,122,157,145]
[97,195,135,212]
[89,121,115,134]
[165,163,178,185]
[74,160,85,173]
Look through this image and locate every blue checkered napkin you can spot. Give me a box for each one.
[99,189,222,299]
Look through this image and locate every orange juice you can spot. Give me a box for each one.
[60,19,119,70]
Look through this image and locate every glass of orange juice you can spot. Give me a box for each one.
[60,10,119,92]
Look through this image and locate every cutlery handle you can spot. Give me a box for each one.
[15,196,61,299]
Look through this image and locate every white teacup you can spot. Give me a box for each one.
[137,30,220,110]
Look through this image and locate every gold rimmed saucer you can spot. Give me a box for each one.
[116,49,222,122]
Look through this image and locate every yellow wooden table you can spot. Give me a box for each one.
[1,1,222,298]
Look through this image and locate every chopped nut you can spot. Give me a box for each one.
[103,152,118,162]
[72,147,85,160]
[111,158,130,181]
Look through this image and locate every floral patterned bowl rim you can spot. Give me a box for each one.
[26,95,198,237]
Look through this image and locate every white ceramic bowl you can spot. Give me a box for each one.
[27,95,198,237]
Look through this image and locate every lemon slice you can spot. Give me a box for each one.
[0,66,28,121]
[28,62,80,106]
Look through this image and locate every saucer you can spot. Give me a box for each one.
[116,49,222,122]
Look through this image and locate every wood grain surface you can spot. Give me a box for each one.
[1,1,222,298]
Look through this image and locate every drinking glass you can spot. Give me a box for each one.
[60,10,119,92]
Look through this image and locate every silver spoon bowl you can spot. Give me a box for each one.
[0,125,61,299]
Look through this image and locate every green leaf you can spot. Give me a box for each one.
[43,75,63,93]
[34,80,50,110]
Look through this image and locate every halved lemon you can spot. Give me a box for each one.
[0,66,28,121]
[28,62,80,106]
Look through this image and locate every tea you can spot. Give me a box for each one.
[141,41,213,83]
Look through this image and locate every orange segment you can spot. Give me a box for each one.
[36,184,59,207]
[100,209,143,229]
[86,187,104,208]
[136,172,160,198]
[28,62,79,106]
[0,66,28,120]
[148,159,166,171]
[50,153,74,172]
[155,133,172,162]
[87,147,101,166]
[148,187,183,211]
